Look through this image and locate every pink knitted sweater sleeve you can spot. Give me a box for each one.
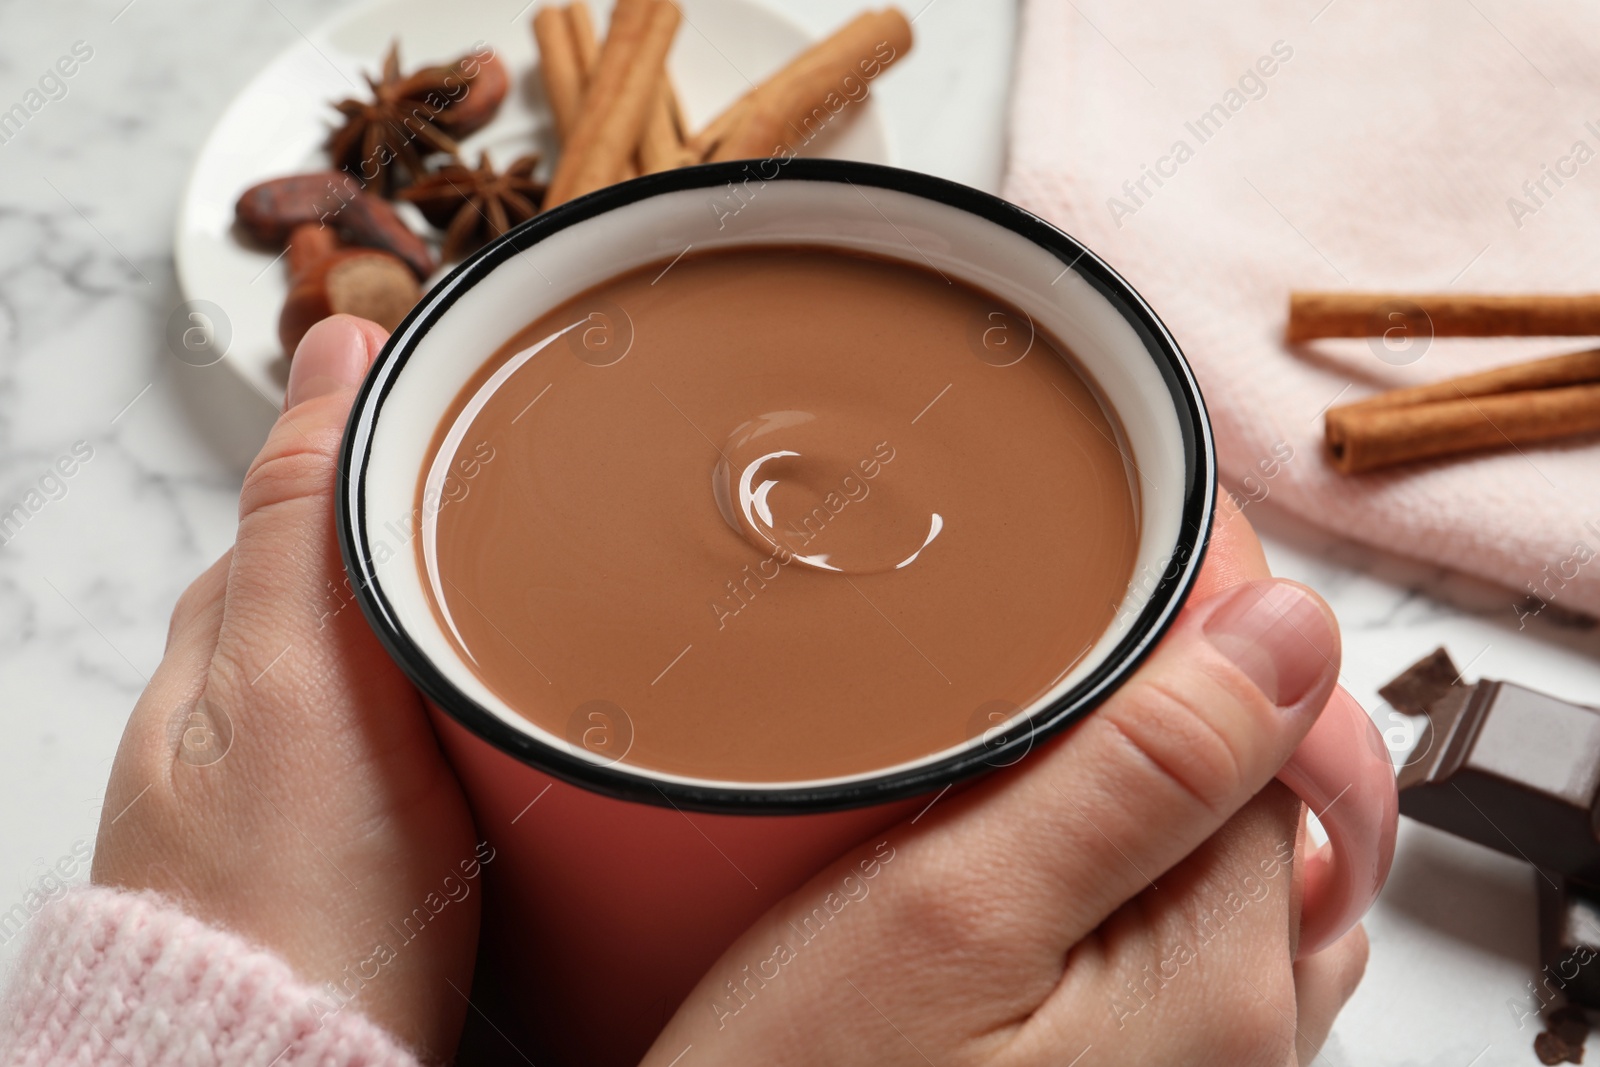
[0,886,422,1067]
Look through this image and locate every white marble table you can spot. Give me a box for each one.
[2,2,1598,1065]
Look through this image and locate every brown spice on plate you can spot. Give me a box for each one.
[234,173,435,280]
[532,7,587,142]
[397,153,545,262]
[325,42,507,195]
[701,8,912,162]
[543,0,680,207]
[278,249,420,355]
[422,50,508,137]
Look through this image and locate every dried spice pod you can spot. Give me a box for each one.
[234,172,435,280]
[235,172,363,246]
[398,153,544,262]
[426,49,509,136]
[326,41,464,195]
[278,249,421,355]
[336,192,436,279]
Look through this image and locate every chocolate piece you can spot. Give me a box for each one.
[1391,650,1600,1018]
[1378,645,1466,716]
[1398,678,1600,882]
[1538,879,1600,1011]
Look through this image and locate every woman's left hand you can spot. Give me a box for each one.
[92,316,482,1060]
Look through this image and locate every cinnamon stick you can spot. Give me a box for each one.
[568,0,601,76]
[563,1,640,181]
[665,85,688,141]
[1325,384,1600,474]
[533,6,585,142]
[544,0,678,207]
[566,0,638,181]
[704,8,912,162]
[620,0,691,175]
[1288,291,1600,342]
[688,98,749,159]
[638,79,694,173]
[1344,348,1600,412]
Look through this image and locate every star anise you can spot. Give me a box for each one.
[398,153,546,262]
[326,42,469,196]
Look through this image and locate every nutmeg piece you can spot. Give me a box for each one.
[278,249,421,356]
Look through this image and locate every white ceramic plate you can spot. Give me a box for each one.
[175,0,927,403]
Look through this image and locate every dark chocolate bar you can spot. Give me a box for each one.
[1397,674,1600,882]
[1390,648,1600,1022]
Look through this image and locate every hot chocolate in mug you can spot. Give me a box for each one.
[336,160,1398,1066]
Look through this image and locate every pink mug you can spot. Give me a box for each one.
[336,160,1399,1066]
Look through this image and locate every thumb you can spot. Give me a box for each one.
[967,577,1340,942]
[239,312,384,553]
[210,315,388,698]
[283,314,388,414]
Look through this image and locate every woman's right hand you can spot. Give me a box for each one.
[646,504,1369,1067]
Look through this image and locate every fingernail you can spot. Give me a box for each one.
[1203,580,1338,709]
[285,315,370,410]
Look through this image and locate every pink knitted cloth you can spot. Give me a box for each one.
[0,887,419,1067]
[1004,0,1600,621]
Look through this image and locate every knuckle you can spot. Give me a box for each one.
[1101,669,1254,816]
[101,724,183,837]
[238,423,339,520]
[167,577,217,643]
[202,644,257,710]
[165,552,232,651]
[881,869,1013,965]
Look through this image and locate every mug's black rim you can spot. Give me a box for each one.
[335,159,1216,814]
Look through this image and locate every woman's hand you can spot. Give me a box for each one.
[646,503,1369,1067]
[91,317,481,1060]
